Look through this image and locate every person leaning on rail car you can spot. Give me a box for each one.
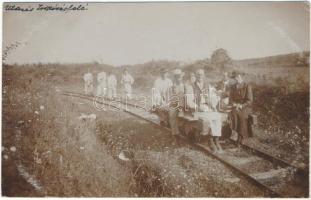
[152,69,173,126]
[168,69,187,145]
[152,69,173,108]
[230,72,254,145]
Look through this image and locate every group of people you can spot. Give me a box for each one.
[83,69,135,99]
[84,67,253,153]
[152,68,253,153]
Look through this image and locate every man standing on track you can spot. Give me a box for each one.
[121,69,134,100]
[83,71,94,95]
[107,71,117,99]
[96,71,107,97]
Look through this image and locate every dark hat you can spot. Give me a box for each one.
[160,68,170,74]
[230,71,237,78]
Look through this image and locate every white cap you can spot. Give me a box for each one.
[172,69,184,77]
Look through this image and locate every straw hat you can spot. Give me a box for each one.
[172,69,184,77]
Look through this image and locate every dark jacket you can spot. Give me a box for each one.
[230,82,254,138]
[231,82,253,109]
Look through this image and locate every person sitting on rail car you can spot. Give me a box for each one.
[190,69,224,153]
[107,71,117,100]
[184,72,197,111]
[152,69,173,126]
[121,69,135,100]
[168,69,187,145]
[213,71,238,140]
[189,72,196,85]
[96,71,107,97]
[83,72,94,95]
[230,72,254,145]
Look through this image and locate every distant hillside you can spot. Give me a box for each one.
[3,51,309,89]
[234,51,310,68]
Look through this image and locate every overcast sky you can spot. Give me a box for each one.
[3,2,310,66]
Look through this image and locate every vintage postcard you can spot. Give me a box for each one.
[2,1,310,197]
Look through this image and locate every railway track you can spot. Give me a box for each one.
[61,91,308,197]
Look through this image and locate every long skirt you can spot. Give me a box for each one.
[197,112,224,137]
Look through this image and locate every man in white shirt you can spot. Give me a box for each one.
[96,72,107,97]
[121,69,134,99]
[83,72,94,95]
[107,71,117,99]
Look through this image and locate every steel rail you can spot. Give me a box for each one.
[60,91,305,197]
[62,91,307,175]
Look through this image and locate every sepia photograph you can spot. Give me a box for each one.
[1,1,310,197]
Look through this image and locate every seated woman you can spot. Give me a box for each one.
[186,69,224,153]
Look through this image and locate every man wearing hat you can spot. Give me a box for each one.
[168,68,186,145]
[230,72,254,145]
